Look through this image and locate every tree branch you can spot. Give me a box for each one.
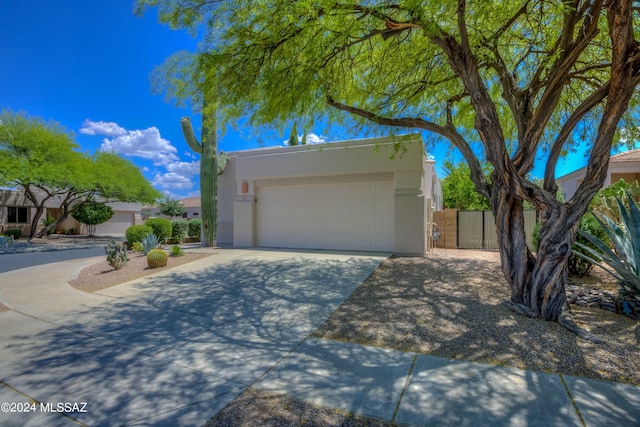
[327,96,491,199]
[543,81,611,194]
[513,0,605,175]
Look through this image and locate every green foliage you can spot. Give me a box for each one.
[105,240,128,270]
[158,197,185,219]
[171,219,188,243]
[569,215,610,277]
[574,192,640,317]
[147,249,168,268]
[287,122,299,146]
[140,233,161,255]
[0,111,160,238]
[71,202,114,236]
[170,244,185,257]
[532,214,608,277]
[92,151,161,204]
[132,241,144,253]
[441,161,490,210]
[42,214,56,234]
[188,219,201,238]
[4,229,21,239]
[590,179,640,224]
[125,225,154,244]
[145,218,172,242]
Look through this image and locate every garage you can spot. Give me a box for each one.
[217,135,438,255]
[256,181,394,251]
[95,212,134,236]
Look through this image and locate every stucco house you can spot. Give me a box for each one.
[143,197,202,220]
[0,189,142,237]
[557,149,640,200]
[216,134,441,255]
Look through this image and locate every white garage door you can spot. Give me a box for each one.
[95,212,133,236]
[256,181,394,251]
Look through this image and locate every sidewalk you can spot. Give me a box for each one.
[254,338,640,426]
[0,247,638,426]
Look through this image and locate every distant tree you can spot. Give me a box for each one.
[0,111,161,239]
[287,122,299,146]
[71,202,114,236]
[158,196,185,219]
[441,161,491,210]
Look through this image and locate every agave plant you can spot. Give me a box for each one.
[573,191,640,316]
[140,233,161,255]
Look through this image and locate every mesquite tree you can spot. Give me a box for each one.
[138,0,640,337]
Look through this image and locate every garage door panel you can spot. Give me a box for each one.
[257,181,394,251]
[94,212,133,236]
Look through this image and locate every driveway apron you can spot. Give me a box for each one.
[0,248,388,426]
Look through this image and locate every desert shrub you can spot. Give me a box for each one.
[147,249,168,268]
[4,229,21,239]
[171,220,188,243]
[105,239,128,270]
[131,241,144,253]
[126,225,153,245]
[140,233,161,255]
[145,218,172,242]
[569,214,609,276]
[188,219,201,238]
[170,244,185,257]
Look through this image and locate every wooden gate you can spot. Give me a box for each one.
[457,210,537,250]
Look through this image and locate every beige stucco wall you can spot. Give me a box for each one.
[217,135,430,255]
[557,161,640,200]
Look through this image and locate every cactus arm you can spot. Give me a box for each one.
[180,117,202,153]
[218,151,229,175]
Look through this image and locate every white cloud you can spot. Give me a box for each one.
[166,161,200,176]
[151,172,194,191]
[80,119,127,136]
[84,119,199,197]
[100,127,179,166]
[282,132,326,146]
[305,133,326,144]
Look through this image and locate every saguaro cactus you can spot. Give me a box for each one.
[180,90,228,247]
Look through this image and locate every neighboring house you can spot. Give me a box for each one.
[557,149,640,200]
[179,197,201,219]
[143,197,201,220]
[0,189,143,236]
[217,134,442,255]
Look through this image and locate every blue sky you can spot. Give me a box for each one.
[1,1,588,199]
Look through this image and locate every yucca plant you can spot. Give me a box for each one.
[140,233,161,255]
[574,191,640,317]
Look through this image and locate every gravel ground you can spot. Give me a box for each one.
[312,249,640,386]
[205,388,390,427]
[69,251,213,292]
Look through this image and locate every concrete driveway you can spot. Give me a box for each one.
[0,249,387,426]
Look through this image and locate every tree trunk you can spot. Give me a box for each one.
[492,182,600,341]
